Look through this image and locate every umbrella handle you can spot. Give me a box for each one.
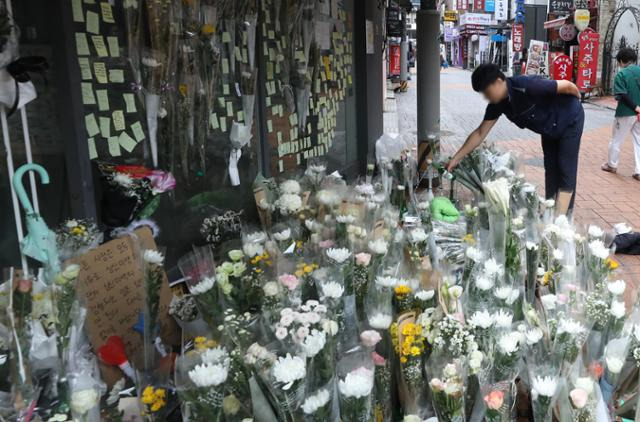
[12,163,49,215]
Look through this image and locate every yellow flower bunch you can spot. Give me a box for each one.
[294,261,318,278]
[462,234,475,245]
[605,258,619,271]
[394,285,412,297]
[70,225,87,236]
[541,271,553,286]
[193,336,217,351]
[141,386,166,413]
[250,252,272,267]
[400,323,425,363]
[390,323,400,354]
[201,24,215,35]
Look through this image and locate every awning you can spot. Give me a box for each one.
[543,17,568,29]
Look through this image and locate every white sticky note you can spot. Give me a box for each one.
[81,82,95,105]
[220,117,227,132]
[222,59,229,74]
[226,101,233,117]
[100,2,115,23]
[112,110,125,131]
[267,120,273,133]
[210,113,219,129]
[222,32,231,43]
[72,0,84,22]
[96,89,109,111]
[222,84,229,96]
[85,113,100,137]
[75,33,90,55]
[107,136,121,157]
[109,69,124,83]
[107,36,120,57]
[99,116,111,138]
[278,160,284,173]
[86,10,100,34]
[130,121,145,142]
[237,111,244,122]
[123,93,136,113]
[88,137,97,159]
[78,58,92,80]
[91,35,109,57]
[93,62,108,83]
[119,131,137,152]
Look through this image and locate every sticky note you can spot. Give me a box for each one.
[75,33,90,55]
[93,62,107,83]
[96,89,109,111]
[107,36,120,57]
[86,11,100,34]
[119,131,137,152]
[99,116,111,138]
[101,2,114,23]
[109,69,124,83]
[222,84,229,96]
[130,121,145,142]
[88,137,97,159]
[226,101,233,117]
[237,111,244,122]
[85,113,100,137]
[210,113,219,129]
[112,110,125,131]
[72,0,84,22]
[220,117,227,132]
[91,35,109,57]
[81,82,95,105]
[123,93,136,113]
[278,160,284,173]
[108,136,121,156]
[234,46,242,62]
[265,96,271,107]
[268,30,275,40]
[78,58,92,80]
[267,120,273,133]
[222,32,231,43]
[222,59,229,74]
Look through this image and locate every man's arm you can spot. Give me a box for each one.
[446,119,498,171]
[556,80,581,99]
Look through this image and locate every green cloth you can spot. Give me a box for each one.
[431,197,460,223]
[614,64,640,117]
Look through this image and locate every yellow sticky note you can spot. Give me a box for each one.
[112,110,125,131]
[107,36,120,57]
[88,138,97,159]
[81,82,95,105]
[75,33,90,55]
[100,2,114,23]
[72,0,84,22]
[109,69,124,83]
[78,58,92,80]
[222,59,229,74]
[96,89,109,111]
[268,30,275,39]
[84,113,100,137]
[130,121,145,142]
[93,62,107,83]
[99,116,110,138]
[123,93,136,113]
[107,136,121,157]
[86,10,100,34]
[91,35,108,57]
[119,131,137,152]
[226,101,233,117]
[210,113,219,129]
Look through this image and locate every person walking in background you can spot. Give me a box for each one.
[601,47,640,180]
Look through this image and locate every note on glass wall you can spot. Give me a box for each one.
[81,82,95,105]
[123,93,136,113]
[112,110,125,131]
[109,69,125,83]
[99,116,111,138]
[91,35,109,57]
[108,136,121,157]
[93,62,108,83]
[78,57,92,80]
[96,89,109,111]
[118,131,137,153]
[88,137,97,159]
[100,2,115,23]
[84,113,100,137]
[72,0,84,22]
[107,36,120,57]
[130,122,146,142]
[86,10,100,34]
[75,33,90,56]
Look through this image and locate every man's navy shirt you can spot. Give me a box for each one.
[483,76,582,139]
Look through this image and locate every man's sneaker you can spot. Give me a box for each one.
[633,174,640,181]
[601,163,617,174]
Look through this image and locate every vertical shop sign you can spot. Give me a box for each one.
[495,0,508,20]
[512,23,524,52]
[474,0,485,12]
[576,29,599,91]
[485,0,495,12]
[514,0,525,23]
[457,0,469,11]
[389,44,401,76]
[552,54,573,80]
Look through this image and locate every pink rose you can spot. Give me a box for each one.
[360,330,382,347]
[17,278,32,293]
[147,170,176,194]
[430,378,445,392]
[355,252,372,267]
[565,283,578,292]
[278,274,300,291]
[557,294,569,305]
[483,390,504,410]
[569,388,589,409]
[371,351,386,366]
[318,240,334,249]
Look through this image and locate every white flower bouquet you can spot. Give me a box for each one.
[428,356,467,422]
[337,350,375,422]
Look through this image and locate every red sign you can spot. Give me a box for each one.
[576,30,599,91]
[457,0,468,10]
[474,0,485,11]
[389,44,401,76]
[512,23,524,53]
[552,55,573,81]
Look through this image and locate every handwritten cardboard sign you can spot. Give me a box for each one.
[71,227,178,385]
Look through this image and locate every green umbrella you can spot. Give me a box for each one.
[12,163,60,279]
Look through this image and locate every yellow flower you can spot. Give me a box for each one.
[150,399,166,412]
[462,234,475,245]
[303,265,313,273]
[402,323,416,336]
[395,285,412,296]
[541,271,553,286]
[141,386,155,404]
[154,389,166,400]
[295,270,304,277]
[404,335,415,345]
[32,293,44,301]
[206,339,217,348]
[606,258,619,270]
[178,84,188,97]
[400,356,408,363]
[296,240,303,248]
[410,346,421,356]
[201,24,215,35]
[71,226,86,236]
[254,268,263,274]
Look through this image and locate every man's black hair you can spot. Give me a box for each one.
[616,47,638,64]
[471,64,506,92]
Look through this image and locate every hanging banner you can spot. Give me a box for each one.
[495,0,508,20]
[548,0,573,15]
[485,0,495,12]
[389,44,401,76]
[574,10,591,31]
[512,23,524,52]
[576,29,599,91]
[552,54,573,80]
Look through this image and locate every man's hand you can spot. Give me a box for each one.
[446,155,461,172]
[557,80,581,99]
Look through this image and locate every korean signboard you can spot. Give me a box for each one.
[474,0,486,12]
[495,0,508,20]
[457,0,469,11]
[444,10,458,21]
[548,0,573,15]
[514,0,525,23]
[552,54,573,80]
[444,27,454,42]
[576,29,599,91]
[512,23,524,52]
[485,0,495,12]
[459,12,494,25]
[574,10,591,31]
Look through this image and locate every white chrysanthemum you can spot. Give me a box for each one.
[368,238,389,255]
[484,258,504,277]
[526,241,539,251]
[70,389,99,415]
[338,367,374,398]
[588,239,610,260]
[475,275,494,291]
[272,354,306,389]
[273,228,291,241]
[246,231,267,243]
[301,389,331,415]
[494,286,512,300]
[483,178,510,216]
[190,277,215,295]
[415,290,435,301]
[468,310,493,329]
[280,180,301,194]
[558,319,586,335]
[498,332,520,355]
[243,243,265,257]
[466,247,482,262]
[143,249,164,264]
[607,280,626,296]
[552,249,564,261]
[316,189,339,206]
[375,276,398,288]
[525,328,543,345]
[588,225,604,238]
[606,356,624,374]
[321,282,345,299]
[368,313,393,329]
[189,362,229,387]
[575,377,594,395]
[493,310,513,328]
[263,281,279,297]
[540,294,557,310]
[326,247,351,264]
[610,300,626,319]
[306,164,326,174]
[355,183,375,197]
[543,199,555,208]
[200,347,228,365]
[279,193,303,214]
[449,285,463,298]
[409,228,428,243]
[302,329,327,357]
[532,376,558,398]
[336,214,357,224]
[512,216,524,227]
[506,289,520,305]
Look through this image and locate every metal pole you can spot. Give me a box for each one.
[416,4,440,183]
[400,36,409,82]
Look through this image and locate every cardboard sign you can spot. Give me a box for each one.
[71,227,178,385]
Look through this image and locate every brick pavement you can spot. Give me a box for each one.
[395,67,640,287]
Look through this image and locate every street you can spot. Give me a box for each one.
[391,67,640,286]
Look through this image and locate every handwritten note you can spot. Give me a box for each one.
[85,113,100,137]
[86,10,100,34]
[112,110,125,131]
[109,69,124,83]
[123,93,136,113]
[75,33,90,56]
[99,116,111,138]
[81,82,96,105]
[72,0,84,22]
[107,136,121,156]
[100,2,114,23]
[96,89,109,111]
[118,131,137,153]
[91,35,109,57]
[130,121,145,142]
[88,137,97,159]
[107,36,120,57]
[93,62,108,83]
[210,113,219,130]
[78,58,92,80]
